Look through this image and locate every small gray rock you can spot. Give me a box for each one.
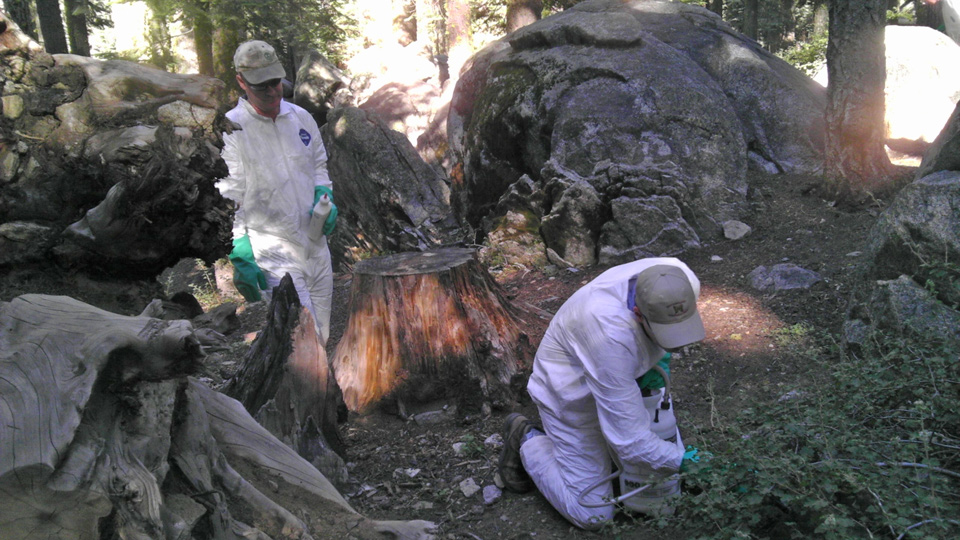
[460,477,481,498]
[483,484,503,505]
[748,263,821,292]
[723,220,752,240]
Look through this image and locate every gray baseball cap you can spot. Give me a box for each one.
[234,40,286,84]
[634,264,705,349]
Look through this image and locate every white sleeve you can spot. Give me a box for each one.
[219,131,247,238]
[576,311,684,472]
[311,120,331,192]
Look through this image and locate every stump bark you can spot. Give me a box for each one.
[332,247,534,414]
[223,275,347,485]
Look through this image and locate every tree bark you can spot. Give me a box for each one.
[223,275,347,484]
[506,0,543,33]
[743,0,759,39]
[5,0,38,40]
[63,0,90,56]
[708,0,723,18]
[36,0,69,53]
[446,0,471,50]
[212,8,240,95]
[187,0,215,77]
[824,0,895,203]
[332,248,535,414]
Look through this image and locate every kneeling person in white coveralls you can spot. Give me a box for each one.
[218,40,338,343]
[498,258,706,529]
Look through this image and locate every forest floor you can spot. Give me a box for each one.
[308,169,892,540]
[0,162,917,539]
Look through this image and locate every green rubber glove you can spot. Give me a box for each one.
[637,353,672,390]
[680,446,700,473]
[313,185,338,236]
[228,235,268,302]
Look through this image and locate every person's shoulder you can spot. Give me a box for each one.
[282,101,320,127]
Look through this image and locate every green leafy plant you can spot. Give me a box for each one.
[458,434,485,459]
[654,334,959,539]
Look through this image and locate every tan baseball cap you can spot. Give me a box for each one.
[234,40,286,84]
[634,265,705,349]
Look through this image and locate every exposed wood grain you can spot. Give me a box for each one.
[332,248,534,413]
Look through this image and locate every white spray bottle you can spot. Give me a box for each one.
[309,193,332,241]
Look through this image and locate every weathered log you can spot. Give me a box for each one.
[332,247,535,414]
[0,293,436,540]
[223,275,347,484]
[0,294,203,539]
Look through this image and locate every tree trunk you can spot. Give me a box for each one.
[188,1,215,77]
[212,10,240,95]
[5,0,38,41]
[146,3,174,70]
[36,0,69,53]
[824,0,895,203]
[708,0,723,18]
[743,0,759,39]
[506,0,542,33]
[223,274,347,484]
[446,0,471,50]
[332,248,536,414]
[63,0,90,56]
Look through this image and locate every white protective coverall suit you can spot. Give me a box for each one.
[523,257,696,528]
[219,97,334,342]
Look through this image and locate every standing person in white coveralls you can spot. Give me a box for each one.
[497,258,706,529]
[218,40,338,343]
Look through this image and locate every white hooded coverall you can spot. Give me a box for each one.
[523,257,695,528]
[219,98,334,342]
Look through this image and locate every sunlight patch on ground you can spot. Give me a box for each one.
[696,285,789,357]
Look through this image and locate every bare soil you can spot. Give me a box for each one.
[0,167,904,539]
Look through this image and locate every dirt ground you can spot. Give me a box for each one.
[0,165,908,539]
[311,169,895,539]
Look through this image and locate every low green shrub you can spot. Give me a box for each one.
[665,335,959,539]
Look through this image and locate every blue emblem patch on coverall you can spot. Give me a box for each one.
[299,129,311,146]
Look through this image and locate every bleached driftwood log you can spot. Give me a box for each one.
[0,294,436,540]
[332,247,535,414]
[223,275,347,485]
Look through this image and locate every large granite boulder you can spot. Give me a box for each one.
[917,102,960,179]
[449,0,825,267]
[845,170,960,352]
[883,26,960,153]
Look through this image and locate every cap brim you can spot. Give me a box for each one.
[240,62,286,84]
[647,310,705,350]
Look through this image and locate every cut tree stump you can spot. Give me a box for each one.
[332,247,535,414]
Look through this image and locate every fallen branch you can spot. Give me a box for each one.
[896,518,960,540]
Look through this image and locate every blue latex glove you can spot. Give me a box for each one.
[229,235,268,302]
[680,446,700,473]
[313,185,338,236]
[637,353,672,390]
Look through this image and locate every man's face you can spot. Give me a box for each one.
[237,74,282,118]
[632,306,683,352]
